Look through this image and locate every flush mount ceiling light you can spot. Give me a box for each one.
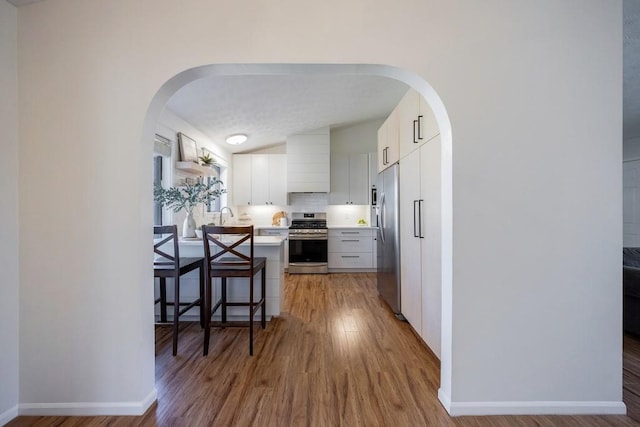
[225,134,248,145]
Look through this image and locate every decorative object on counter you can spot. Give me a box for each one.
[238,212,252,223]
[178,132,199,163]
[154,178,226,238]
[357,218,367,226]
[272,211,288,226]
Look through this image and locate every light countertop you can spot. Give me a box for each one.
[253,225,377,230]
[179,236,285,247]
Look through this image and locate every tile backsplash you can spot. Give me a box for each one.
[235,193,372,227]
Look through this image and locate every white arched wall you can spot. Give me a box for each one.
[144,63,455,403]
[15,0,623,419]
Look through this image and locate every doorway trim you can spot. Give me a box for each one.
[141,63,454,411]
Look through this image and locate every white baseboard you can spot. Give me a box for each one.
[437,389,626,417]
[18,388,157,417]
[0,404,18,426]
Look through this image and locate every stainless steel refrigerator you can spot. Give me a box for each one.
[376,163,402,316]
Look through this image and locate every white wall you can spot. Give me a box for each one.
[330,118,385,154]
[0,0,19,423]
[15,0,622,417]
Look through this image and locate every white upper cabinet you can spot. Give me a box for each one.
[329,153,369,205]
[398,88,440,160]
[234,154,287,205]
[377,108,399,173]
[232,154,252,206]
[287,127,330,192]
[267,154,287,206]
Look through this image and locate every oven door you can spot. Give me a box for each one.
[289,236,328,274]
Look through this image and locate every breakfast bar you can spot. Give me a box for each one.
[156,235,285,321]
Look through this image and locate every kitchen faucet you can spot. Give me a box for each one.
[219,206,234,225]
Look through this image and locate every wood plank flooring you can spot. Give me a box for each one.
[8,273,640,426]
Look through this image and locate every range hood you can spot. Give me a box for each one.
[286,127,330,193]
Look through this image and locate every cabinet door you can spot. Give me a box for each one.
[268,154,287,206]
[377,120,388,173]
[418,95,439,145]
[232,154,252,205]
[420,136,442,358]
[398,89,420,160]
[399,148,422,335]
[329,154,350,204]
[386,108,400,166]
[349,154,369,205]
[251,155,270,205]
[377,109,399,172]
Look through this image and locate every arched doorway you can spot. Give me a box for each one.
[142,63,453,405]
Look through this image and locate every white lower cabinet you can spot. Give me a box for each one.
[328,228,375,271]
[258,228,289,270]
[399,135,442,359]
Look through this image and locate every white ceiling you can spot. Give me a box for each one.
[165,74,409,153]
[8,0,640,142]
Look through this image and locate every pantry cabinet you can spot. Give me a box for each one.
[233,154,287,206]
[399,135,442,358]
[329,153,369,205]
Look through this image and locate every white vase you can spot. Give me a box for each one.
[182,210,196,238]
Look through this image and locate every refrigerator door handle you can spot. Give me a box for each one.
[379,192,386,243]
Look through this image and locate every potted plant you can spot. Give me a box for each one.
[154,178,226,237]
[199,152,215,167]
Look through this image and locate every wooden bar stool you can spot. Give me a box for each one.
[154,225,205,356]
[202,225,266,356]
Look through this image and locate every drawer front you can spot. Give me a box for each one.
[328,228,373,238]
[259,229,289,237]
[328,236,372,253]
[328,252,373,269]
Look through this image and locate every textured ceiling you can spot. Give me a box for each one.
[165,74,409,154]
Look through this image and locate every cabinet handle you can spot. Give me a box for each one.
[341,231,359,234]
[413,119,418,144]
[341,255,360,258]
[413,200,419,238]
[418,199,424,238]
[418,115,423,140]
[341,239,360,242]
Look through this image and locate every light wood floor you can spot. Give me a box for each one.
[9,273,640,426]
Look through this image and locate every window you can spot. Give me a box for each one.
[153,155,163,226]
[207,165,222,213]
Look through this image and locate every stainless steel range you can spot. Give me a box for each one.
[288,212,328,274]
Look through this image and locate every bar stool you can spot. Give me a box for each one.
[154,225,205,356]
[202,225,266,356]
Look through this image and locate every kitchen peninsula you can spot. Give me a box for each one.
[167,235,285,320]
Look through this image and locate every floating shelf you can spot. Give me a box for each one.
[175,161,214,176]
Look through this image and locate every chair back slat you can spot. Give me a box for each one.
[154,225,180,272]
[202,225,255,272]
